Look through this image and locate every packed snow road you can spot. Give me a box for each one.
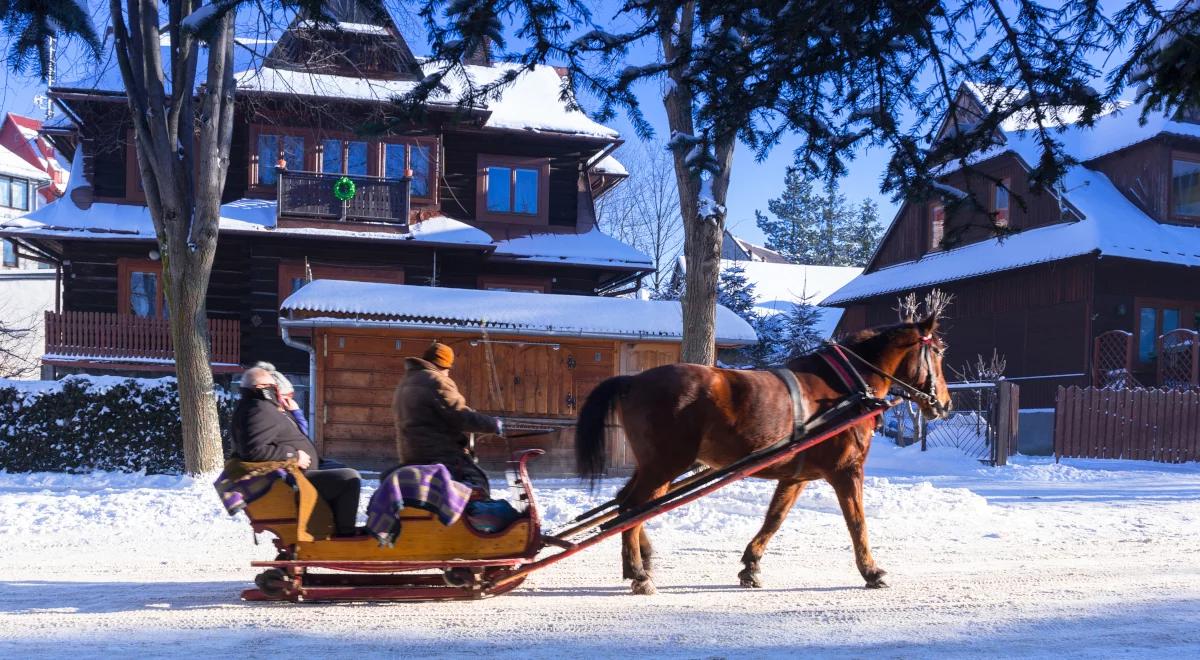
[1,444,1198,658]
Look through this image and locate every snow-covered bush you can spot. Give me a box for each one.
[0,376,236,474]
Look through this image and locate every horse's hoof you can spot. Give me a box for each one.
[737,568,762,588]
[631,578,657,595]
[864,568,889,589]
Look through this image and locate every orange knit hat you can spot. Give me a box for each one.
[423,342,455,369]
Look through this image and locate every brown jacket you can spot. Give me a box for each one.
[393,357,500,465]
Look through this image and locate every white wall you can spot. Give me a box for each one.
[0,271,55,379]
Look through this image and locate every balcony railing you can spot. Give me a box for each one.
[277,170,411,225]
[44,311,240,367]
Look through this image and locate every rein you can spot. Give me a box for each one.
[822,337,947,416]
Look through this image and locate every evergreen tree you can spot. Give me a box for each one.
[755,174,879,267]
[754,170,820,263]
[717,264,757,321]
[775,298,826,362]
[843,199,883,266]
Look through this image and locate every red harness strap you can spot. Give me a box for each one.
[819,343,871,396]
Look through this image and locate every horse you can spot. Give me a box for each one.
[574,311,953,595]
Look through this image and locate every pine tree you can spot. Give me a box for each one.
[842,199,883,267]
[717,264,757,321]
[776,299,826,362]
[754,170,820,263]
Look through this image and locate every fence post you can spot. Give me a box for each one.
[994,380,1018,466]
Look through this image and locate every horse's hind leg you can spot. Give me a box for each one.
[828,466,888,588]
[620,480,672,595]
[739,479,806,588]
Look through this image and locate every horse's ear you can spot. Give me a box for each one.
[917,313,938,337]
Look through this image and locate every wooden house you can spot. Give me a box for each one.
[0,3,656,409]
[277,279,755,472]
[824,83,1200,409]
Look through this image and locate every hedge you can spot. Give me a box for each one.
[0,376,237,474]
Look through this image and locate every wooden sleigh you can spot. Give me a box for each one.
[232,395,889,604]
[238,450,545,602]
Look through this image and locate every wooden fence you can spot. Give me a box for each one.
[1054,386,1200,463]
[44,311,241,366]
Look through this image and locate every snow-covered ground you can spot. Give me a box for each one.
[1,442,1198,658]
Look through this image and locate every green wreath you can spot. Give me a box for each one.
[333,176,356,201]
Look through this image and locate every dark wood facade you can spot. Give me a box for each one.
[19,6,646,388]
[833,86,1200,408]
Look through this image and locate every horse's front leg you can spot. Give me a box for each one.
[739,479,806,588]
[828,466,887,588]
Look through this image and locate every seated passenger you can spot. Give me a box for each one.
[231,366,361,536]
[393,342,504,497]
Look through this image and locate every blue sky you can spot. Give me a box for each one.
[0,1,1142,248]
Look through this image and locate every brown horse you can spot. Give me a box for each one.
[574,313,952,595]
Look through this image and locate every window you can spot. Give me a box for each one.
[930,202,945,250]
[0,176,29,210]
[320,140,368,176]
[383,142,434,197]
[477,155,550,224]
[118,259,166,318]
[994,178,1010,227]
[2,240,16,267]
[1135,298,1199,362]
[1172,157,1200,218]
[256,134,305,185]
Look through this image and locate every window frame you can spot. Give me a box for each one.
[476,154,551,225]
[1134,296,1199,364]
[2,239,17,267]
[379,136,439,204]
[929,202,945,251]
[277,261,405,307]
[117,258,167,318]
[1169,151,1200,222]
[993,177,1011,227]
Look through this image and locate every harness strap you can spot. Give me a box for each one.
[770,369,807,442]
[820,343,873,396]
[770,368,810,478]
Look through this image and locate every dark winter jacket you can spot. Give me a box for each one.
[393,357,500,466]
[231,390,320,463]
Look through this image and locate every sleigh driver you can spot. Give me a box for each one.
[391,342,505,497]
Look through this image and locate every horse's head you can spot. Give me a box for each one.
[896,314,953,420]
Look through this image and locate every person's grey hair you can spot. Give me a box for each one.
[254,360,293,394]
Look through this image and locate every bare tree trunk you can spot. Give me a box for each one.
[110,0,235,474]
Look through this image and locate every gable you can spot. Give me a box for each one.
[265,1,422,80]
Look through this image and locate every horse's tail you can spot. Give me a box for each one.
[575,375,632,484]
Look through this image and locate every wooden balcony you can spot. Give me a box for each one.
[43,311,241,372]
[277,170,411,225]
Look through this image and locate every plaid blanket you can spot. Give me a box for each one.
[366,464,474,547]
[213,459,291,516]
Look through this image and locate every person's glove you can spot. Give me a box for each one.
[495,417,505,437]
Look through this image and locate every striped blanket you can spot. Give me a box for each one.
[366,464,474,547]
[213,459,290,516]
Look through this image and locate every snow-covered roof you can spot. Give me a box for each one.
[233,62,618,138]
[824,164,1200,305]
[491,228,652,268]
[592,154,627,175]
[722,260,862,337]
[281,279,758,345]
[0,142,51,182]
[0,197,494,246]
[828,95,1200,307]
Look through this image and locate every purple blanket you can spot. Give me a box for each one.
[213,466,289,516]
[367,464,474,547]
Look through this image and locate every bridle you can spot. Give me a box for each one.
[823,334,949,417]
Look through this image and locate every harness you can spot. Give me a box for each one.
[768,336,946,476]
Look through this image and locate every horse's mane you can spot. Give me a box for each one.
[782,321,917,370]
